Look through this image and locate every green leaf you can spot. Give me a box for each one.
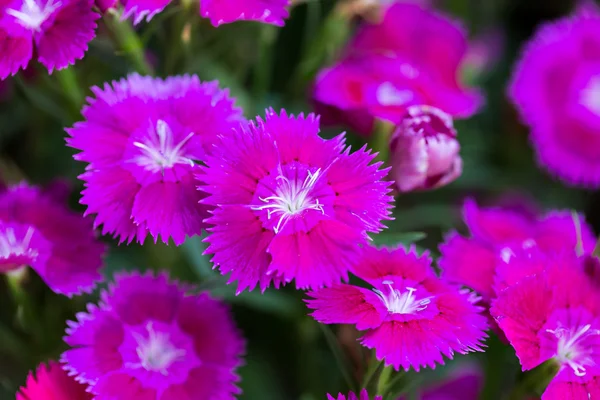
[370,232,426,247]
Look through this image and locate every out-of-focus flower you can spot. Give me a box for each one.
[509,5,600,187]
[307,245,488,371]
[398,363,483,400]
[198,109,393,293]
[62,272,245,399]
[0,0,99,79]
[328,389,382,400]
[17,361,92,400]
[67,74,243,245]
[201,0,291,27]
[313,2,482,136]
[95,0,170,24]
[491,257,600,400]
[389,104,462,192]
[0,182,105,296]
[439,198,595,299]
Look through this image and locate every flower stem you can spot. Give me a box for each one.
[369,119,395,163]
[55,67,84,109]
[319,324,357,393]
[571,210,584,256]
[105,10,154,75]
[361,354,383,390]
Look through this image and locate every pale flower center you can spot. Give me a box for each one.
[547,323,600,377]
[7,0,61,31]
[579,75,600,116]
[376,82,414,106]
[251,168,325,234]
[0,227,37,259]
[132,120,197,173]
[373,280,432,315]
[132,322,186,376]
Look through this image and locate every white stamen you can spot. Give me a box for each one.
[580,75,600,116]
[373,281,433,315]
[7,0,61,31]
[251,168,325,233]
[130,322,185,376]
[547,323,600,377]
[0,226,37,259]
[131,120,197,173]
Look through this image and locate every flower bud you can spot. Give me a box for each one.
[389,105,462,192]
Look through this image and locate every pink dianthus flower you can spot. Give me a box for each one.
[62,272,245,399]
[17,361,92,400]
[67,73,243,245]
[307,245,488,371]
[327,389,382,400]
[439,198,595,300]
[491,256,600,400]
[201,0,291,27]
[509,5,600,187]
[0,182,105,296]
[0,0,99,79]
[313,2,482,136]
[198,109,393,292]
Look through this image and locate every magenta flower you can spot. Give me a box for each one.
[201,0,291,27]
[95,0,171,24]
[67,74,243,245]
[439,198,595,299]
[397,363,483,400]
[491,256,600,400]
[313,2,482,136]
[307,245,488,371]
[327,389,382,400]
[389,104,462,192]
[509,5,600,187]
[0,182,105,296]
[62,272,245,399]
[199,109,393,292]
[0,0,99,79]
[17,361,92,400]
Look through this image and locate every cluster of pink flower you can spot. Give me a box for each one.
[2,0,600,399]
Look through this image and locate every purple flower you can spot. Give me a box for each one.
[509,5,600,187]
[62,272,245,399]
[0,0,99,79]
[67,74,243,245]
[17,361,92,400]
[327,389,382,400]
[0,182,105,296]
[307,245,488,371]
[491,256,600,400]
[201,0,291,27]
[389,104,462,192]
[439,198,595,300]
[313,2,482,136]
[198,109,393,292]
[95,0,171,24]
[397,363,483,400]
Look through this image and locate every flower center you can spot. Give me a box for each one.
[376,82,414,106]
[579,75,600,116]
[133,322,186,376]
[7,0,61,31]
[132,120,197,173]
[251,168,325,234]
[0,226,37,260]
[547,323,600,377]
[373,280,432,315]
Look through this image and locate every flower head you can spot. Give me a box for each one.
[397,363,483,400]
[199,109,393,292]
[0,182,105,296]
[67,73,243,245]
[62,272,245,399]
[509,5,600,187]
[17,361,92,400]
[201,0,291,27]
[389,104,462,192]
[439,198,595,299]
[313,2,482,136]
[491,256,600,399]
[307,245,488,371]
[0,0,99,79]
[327,389,382,400]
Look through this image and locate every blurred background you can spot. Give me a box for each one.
[0,0,594,398]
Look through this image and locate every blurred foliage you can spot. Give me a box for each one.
[0,0,597,399]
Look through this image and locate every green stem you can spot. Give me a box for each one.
[376,365,392,395]
[361,354,383,390]
[55,67,84,109]
[369,119,394,163]
[105,10,154,75]
[508,360,559,400]
[318,324,357,393]
[253,25,278,110]
[571,210,584,256]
